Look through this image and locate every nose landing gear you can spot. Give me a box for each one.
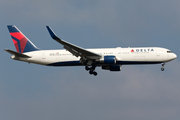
[161,63,165,71]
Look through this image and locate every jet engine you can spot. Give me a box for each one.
[102,65,121,71]
[97,55,117,64]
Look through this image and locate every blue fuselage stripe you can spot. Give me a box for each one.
[47,61,163,66]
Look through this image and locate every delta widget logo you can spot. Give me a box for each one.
[10,32,28,53]
[131,49,134,52]
[131,49,154,53]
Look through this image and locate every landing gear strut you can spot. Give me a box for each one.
[85,66,97,76]
[161,63,165,71]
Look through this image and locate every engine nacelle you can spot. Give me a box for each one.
[104,56,116,64]
[102,65,121,71]
[97,55,116,64]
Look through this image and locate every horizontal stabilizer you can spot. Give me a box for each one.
[4,49,31,58]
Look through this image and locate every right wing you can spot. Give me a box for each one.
[46,26,102,60]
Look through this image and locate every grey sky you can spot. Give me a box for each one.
[0,0,180,120]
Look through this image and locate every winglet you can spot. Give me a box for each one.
[46,26,61,40]
[46,26,102,60]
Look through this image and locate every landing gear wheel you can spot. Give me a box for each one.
[89,70,93,75]
[89,71,97,76]
[86,64,97,76]
[161,63,165,71]
[85,66,90,71]
[93,72,97,76]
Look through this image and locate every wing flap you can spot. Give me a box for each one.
[46,26,102,60]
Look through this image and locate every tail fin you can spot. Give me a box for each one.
[7,25,40,53]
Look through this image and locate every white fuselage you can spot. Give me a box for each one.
[6,25,177,75]
[13,47,177,66]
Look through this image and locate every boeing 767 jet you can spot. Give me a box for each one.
[5,25,177,76]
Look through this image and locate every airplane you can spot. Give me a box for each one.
[5,25,177,76]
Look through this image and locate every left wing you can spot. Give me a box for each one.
[46,26,102,60]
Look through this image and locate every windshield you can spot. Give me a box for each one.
[167,51,172,53]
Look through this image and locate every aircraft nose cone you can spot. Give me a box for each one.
[167,53,177,61]
[173,53,177,59]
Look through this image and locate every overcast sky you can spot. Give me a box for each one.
[0,0,180,120]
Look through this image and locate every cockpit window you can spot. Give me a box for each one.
[167,51,172,53]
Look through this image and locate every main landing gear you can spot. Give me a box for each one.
[85,66,97,76]
[161,63,165,71]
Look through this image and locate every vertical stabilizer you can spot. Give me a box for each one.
[7,25,40,53]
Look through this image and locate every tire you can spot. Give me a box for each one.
[85,66,89,71]
[89,71,93,74]
[93,72,97,76]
